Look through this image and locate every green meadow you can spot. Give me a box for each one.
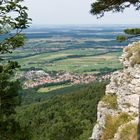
[5,38,123,74]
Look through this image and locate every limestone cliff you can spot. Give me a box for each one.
[90,41,140,140]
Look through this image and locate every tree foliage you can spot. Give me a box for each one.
[0,0,31,139]
[91,0,140,41]
[117,28,140,42]
[91,0,140,17]
[16,82,107,140]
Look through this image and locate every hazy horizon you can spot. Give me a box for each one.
[28,24,140,29]
[24,0,140,25]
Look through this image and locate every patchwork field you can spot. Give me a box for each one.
[3,26,131,74]
[16,48,122,74]
[4,37,124,75]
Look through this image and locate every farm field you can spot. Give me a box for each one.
[16,47,122,74]
[2,25,132,75]
[37,84,71,93]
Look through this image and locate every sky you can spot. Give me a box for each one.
[24,0,140,26]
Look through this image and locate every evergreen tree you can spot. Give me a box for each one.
[90,0,140,41]
[0,0,31,139]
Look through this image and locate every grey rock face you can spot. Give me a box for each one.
[90,41,140,140]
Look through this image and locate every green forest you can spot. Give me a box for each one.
[16,82,107,140]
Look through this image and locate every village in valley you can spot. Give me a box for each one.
[23,70,112,88]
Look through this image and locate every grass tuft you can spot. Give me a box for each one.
[119,123,137,140]
[102,94,118,109]
[101,113,133,140]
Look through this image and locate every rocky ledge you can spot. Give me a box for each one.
[90,41,140,140]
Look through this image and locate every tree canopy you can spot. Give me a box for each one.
[0,0,31,139]
[91,0,140,41]
[91,0,140,17]
[16,82,107,140]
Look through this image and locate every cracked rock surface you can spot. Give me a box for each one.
[90,41,140,140]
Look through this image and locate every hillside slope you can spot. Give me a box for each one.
[90,41,140,140]
[16,82,107,140]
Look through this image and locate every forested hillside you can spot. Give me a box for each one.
[16,82,107,140]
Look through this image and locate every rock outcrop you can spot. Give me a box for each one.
[90,41,140,140]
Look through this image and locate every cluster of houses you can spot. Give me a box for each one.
[23,70,112,88]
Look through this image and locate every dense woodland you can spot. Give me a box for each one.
[15,82,107,140]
